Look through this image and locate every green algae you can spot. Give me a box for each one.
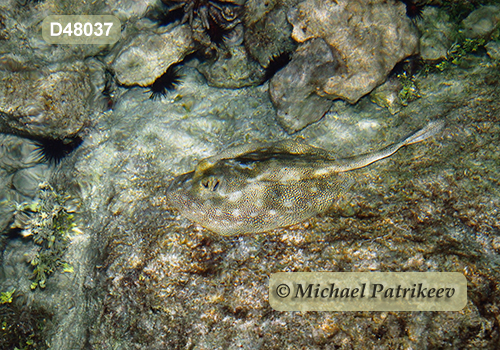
[6,182,78,290]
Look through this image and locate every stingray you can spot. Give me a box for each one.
[166,120,444,235]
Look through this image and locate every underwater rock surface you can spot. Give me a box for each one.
[76,62,500,349]
[271,0,418,132]
[270,38,337,133]
[1,1,500,349]
[197,45,265,88]
[110,24,195,87]
[287,0,419,103]
[0,64,95,139]
[461,5,500,38]
[243,2,297,69]
[418,7,457,61]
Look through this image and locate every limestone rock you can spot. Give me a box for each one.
[110,25,195,86]
[287,0,419,103]
[197,46,265,88]
[0,65,95,139]
[462,5,500,39]
[369,78,403,115]
[270,38,337,133]
[12,164,50,197]
[244,4,297,69]
[418,7,457,61]
[485,41,500,60]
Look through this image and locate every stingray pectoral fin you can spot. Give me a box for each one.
[314,172,356,213]
[195,143,273,176]
[194,143,267,176]
[329,172,355,201]
[270,139,333,158]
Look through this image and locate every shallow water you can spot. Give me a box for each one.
[1,1,500,349]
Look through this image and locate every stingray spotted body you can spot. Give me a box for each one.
[166,121,444,235]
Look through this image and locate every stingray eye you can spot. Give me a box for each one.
[201,176,221,191]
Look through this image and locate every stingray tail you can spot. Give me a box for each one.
[327,119,445,173]
[402,120,445,146]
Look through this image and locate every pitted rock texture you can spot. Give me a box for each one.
[243,3,297,69]
[288,0,419,103]
[269,38,337,133]
[418,7,456,61]
[271,0,419,133]
[0,66,94,139]
[110,24,195,87]
[197,45,266,88]
[461,5,500,39]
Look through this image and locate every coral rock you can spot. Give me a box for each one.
[244,5,297,69]
[270,38,337,133]
[418,7,456,61]
[0,66,94,139]
[197,45,265,88]
[461,5,500,39]
[110,24,195,86]
[286,0,419,104]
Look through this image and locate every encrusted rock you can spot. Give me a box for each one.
[244,4,297,68]
[244,0,281,25]
[485,41,500,60]
[107,0,157,22]
[418,7,456,61]
[461,5,500,39]
[12,164,50,197]
[0,65,95,139]
[197,45,265,88]
[286,0,419,103]
[369,78,403,115]
[269,38,337,133]
[110,24,195,86]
